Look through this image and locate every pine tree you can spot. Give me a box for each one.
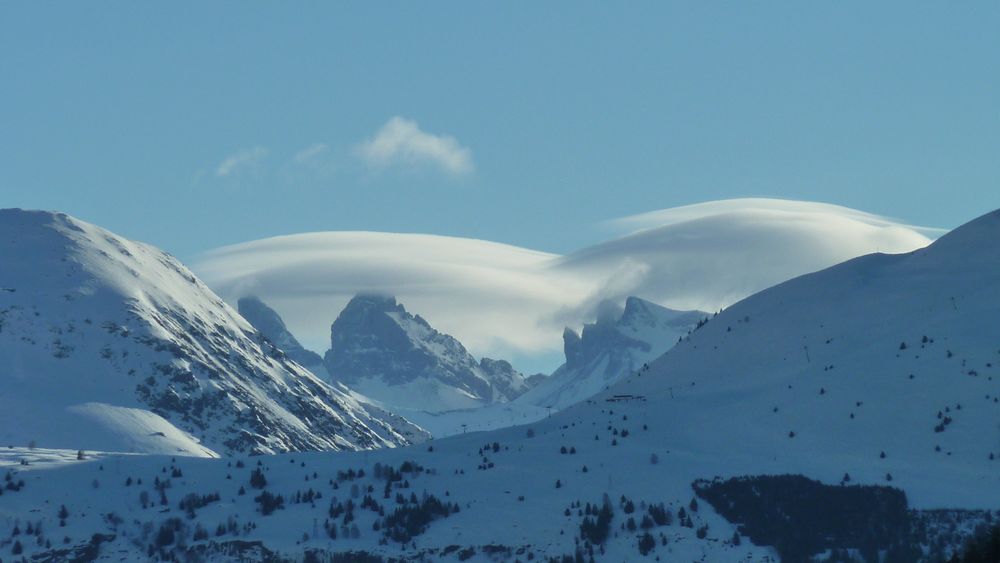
[250,467,267,489]
[638,532,655,555]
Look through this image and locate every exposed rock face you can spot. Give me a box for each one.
[323,295,529,413]
[519,296,706,409]
[478,357,530,401]
[238,296,323,367]
[525,373,549,388]
[562,327,583,369]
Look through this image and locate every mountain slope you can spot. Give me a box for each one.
[237,295,323,368]
[598,207,1000,506]
[520,297,706,409]
[236,295,432,443]
[0,209,419,456]
[323,295,529,413]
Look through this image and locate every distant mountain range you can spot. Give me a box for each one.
[240,293,533,414]
[239,292,703,418]
[518,296,706,409]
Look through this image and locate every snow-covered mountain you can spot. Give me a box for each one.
[520,297,706,409]
[236,294,431,443]
[579,205,1000,508]
[0,209,422,456]
[233,294,497,439]
[237,296,323,369]
[323,295,529,413]
[3,208,999,562]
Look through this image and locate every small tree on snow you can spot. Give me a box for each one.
[250,468,267,489]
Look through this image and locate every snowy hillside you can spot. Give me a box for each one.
[1,208,998,562]
[323,295,530,413]
[520,297,706,410]
[0,210,422,456]
[597,206,1000,509]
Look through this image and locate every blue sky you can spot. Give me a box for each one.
[2,2,999,263]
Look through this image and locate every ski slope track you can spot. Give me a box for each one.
[1,209,998,561]
[0,209,423,457]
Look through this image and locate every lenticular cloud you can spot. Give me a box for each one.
[195,232,569,356]
[560,198,939,317]
[194,199,935,361]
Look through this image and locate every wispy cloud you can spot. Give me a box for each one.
[356,117,473,176]
[293,143,329,164]
[215,147,268,178]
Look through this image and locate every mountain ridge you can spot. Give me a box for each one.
[519,296,706,409]
[323,294,530,413]
[0,209,422,455]
[237,295,324,367]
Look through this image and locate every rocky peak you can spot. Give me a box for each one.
[563,327,583,369]
[323,294,529,412]
[237,296,323,367]
[620,295,659,326]
[519,296,706,410]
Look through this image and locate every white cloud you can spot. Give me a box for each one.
[196,232,570,357]
[561,198,936,316]
[293,143,329,164]
[607,198,947,238]
[194,199,935,368]
[356,116,473,176]
[215,147,268,178]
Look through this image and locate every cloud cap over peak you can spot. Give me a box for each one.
[608,198,946,237]
[195,199,935,369]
